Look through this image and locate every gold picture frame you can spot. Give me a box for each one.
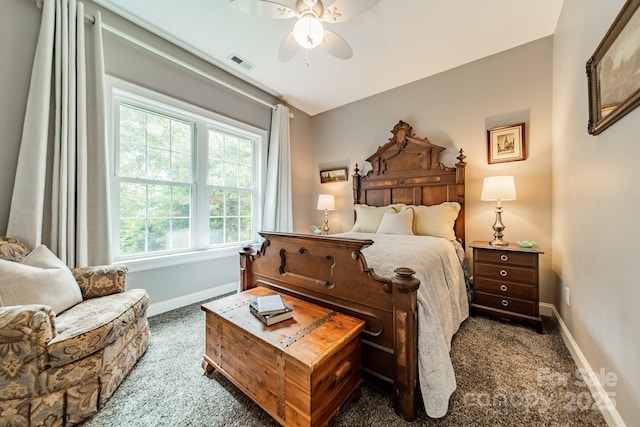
[487,123,526,164]
[587,0,640,135]
[319,167,348,184]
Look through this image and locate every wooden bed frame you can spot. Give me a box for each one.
[239,121,466,421]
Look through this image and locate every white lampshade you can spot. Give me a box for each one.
[317,194,335,211]
[293,14,325,49]
[481,176,517,201]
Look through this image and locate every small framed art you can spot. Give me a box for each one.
[587,0,640,135]
[319,167,348,183]
[487,123,526,164]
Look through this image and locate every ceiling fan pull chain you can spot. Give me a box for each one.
[305,49,311,66]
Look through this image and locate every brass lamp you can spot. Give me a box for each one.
[316,194,335,235]
[481,176,517,246]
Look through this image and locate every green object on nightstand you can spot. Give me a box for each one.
[516,240,536,248]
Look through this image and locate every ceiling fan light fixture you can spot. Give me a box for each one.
[293,14,324,49]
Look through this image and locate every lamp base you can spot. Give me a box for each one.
[489,238,509,246]
[489,206,508,246]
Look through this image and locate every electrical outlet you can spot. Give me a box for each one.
[564,285,570,306]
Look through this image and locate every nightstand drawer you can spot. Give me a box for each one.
[474,263,537,285]
[474,292,537,316]
[474,277,536,300]
[474,249,537,268]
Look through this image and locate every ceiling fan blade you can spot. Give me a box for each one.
[294,0,324,16]
[322,0,380,22]
[320,30,352,59]
[278,32,299,62]
[229,0,297,19]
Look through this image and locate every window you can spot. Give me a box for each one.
[109,79,266,262]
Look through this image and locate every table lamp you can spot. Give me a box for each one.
[317,194,335,235]
[481,176,516,246]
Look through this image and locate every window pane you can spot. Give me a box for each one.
[120,105,145,145]
[225,217,239,243]
[171,218,190,249]
[223,162,237,187]
[225,192,239,216]
[146,113,170,149]
[172,186,191,217]
[238,165,252,189]
[147,184,171,218]
[208,130,223,159]
[120,182,146,218]
[171,120,191,153]
[119,219,146,255]
[148,218,170,251]
[119,142,146,179]
[240,217,252,241]
[171,152,191,183]
[209,189,224,216]
[147,148,170,181]
[208,159,223,186]
[239,191,252,216]
[224,135,238,162]
[209,217,224,244]
[238,139,253,165]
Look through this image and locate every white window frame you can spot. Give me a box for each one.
[106,76,268,272]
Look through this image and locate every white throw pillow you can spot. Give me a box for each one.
[410,202,461,240]
[0,245,83,314]
[352,204,405,233]
[376,208,415,235]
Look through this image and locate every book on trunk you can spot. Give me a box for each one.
[254,294,287,315]
[250,300,293,326]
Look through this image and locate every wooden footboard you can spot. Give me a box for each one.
[240,232,420,421]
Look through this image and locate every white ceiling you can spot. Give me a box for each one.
[93,0,564,116]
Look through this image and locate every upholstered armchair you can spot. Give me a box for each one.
[0,237,150,426]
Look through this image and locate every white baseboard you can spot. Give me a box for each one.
[147,282,238,317]
[547,303,626,427]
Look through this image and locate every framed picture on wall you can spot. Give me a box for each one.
[487,123,526,164]
[319,167,348,183]
[587,0,640,135]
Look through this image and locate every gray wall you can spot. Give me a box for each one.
[553,0,639,424]
[0,0,313,310]
[310,37,554,303]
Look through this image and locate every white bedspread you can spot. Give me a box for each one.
[336,232,469,418]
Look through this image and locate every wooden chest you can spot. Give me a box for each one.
[470,241,544,333]
[201,287,365,427]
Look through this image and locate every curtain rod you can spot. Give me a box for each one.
[34,0,277,110]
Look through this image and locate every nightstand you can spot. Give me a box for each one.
[470,241,544,333]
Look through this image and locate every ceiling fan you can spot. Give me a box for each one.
[230,0,380,65]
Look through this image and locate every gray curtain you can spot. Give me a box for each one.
[7,0,111,267]
[262,104,293,232]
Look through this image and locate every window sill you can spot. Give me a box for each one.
[115,243,260,273]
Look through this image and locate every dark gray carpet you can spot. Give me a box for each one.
[81,297,607,426]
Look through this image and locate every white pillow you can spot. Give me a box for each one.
[410,202,461,240]
[0,245,83,314]
[352,204,402,233]
[376,208,415,235]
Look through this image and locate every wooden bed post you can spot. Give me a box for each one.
[391,267,420,421]
[239,245,256,292]
[352,163,362,204]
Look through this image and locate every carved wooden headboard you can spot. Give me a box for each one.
[352,120,467,245]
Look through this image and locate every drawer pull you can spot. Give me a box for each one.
[500,254,509,262]
[499,269,508,277]
[500,284,508,292]
[501,299,509,307]
[333,361,352,387]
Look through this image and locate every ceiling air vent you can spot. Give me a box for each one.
[228,54,254,71]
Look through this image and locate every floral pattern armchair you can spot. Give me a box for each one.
[0,237,150,426]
